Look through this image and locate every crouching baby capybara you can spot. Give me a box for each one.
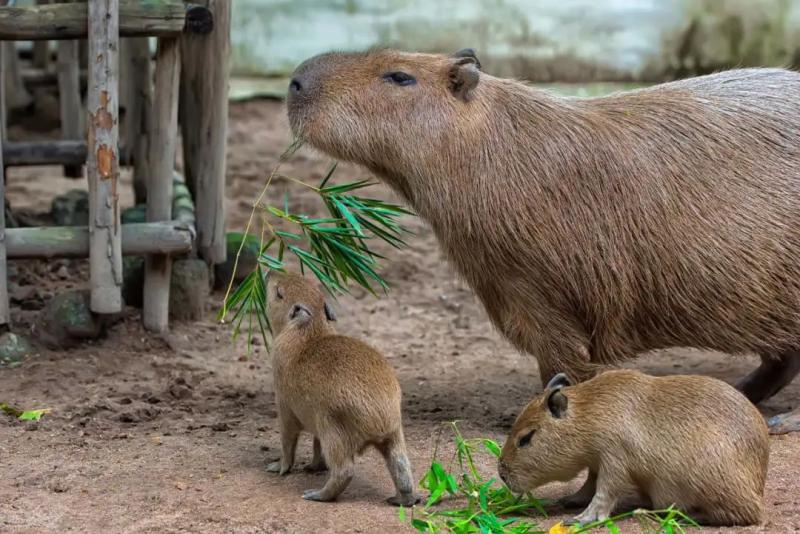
[286,48,800,432]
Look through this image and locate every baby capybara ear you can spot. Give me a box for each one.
[545,372,572,390]
[324,302,336,322]
[290,304,312,325]
[452,48,481,70]
[546,388,568,419]
[448,57,480,102]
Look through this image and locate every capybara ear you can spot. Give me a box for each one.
[290,303,312,325]
[452,48,481,70]
[545,372,571,390]
[324,302,337,322]
[449,57,480,102]
[546,389,568,419]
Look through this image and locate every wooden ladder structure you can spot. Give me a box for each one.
[0,0,230,334]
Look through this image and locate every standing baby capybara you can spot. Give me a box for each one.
[265,272,418,506]
[498,371,769,526]
[286,48,800,432]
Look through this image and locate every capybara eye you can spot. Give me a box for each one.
[517,429,535,448]
[382,71,417,86]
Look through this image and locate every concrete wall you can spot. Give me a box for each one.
[231,0,800,82]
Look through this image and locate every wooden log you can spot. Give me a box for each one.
[0,1,214,41]
[87,0,122,314]
[180,0,229,264]
[143,37,181,332]
[2,43,32,119]
[6,222,193,259]
[123,37,151,204]
[2,140,132,167]
[22,68,87,90]
[57,36,83,178]
[0,49,9,328]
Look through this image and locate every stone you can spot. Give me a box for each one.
[122,256,145,308]
[121,204,147,224]
[214,232,260,290]
[51,189,89,227]
[170,259,210,321]
[36,290,109,349]
[0,332,35,367]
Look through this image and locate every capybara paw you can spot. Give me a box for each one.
[266,461,290,475]
[302,489,333,502]
[387,493,420,507]
[302,462,328,473]
[768,410,800,435]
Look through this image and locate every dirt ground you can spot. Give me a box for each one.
[1,99,799,533]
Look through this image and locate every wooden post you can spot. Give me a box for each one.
[32,1,51,69]
[124,37,151,204]
[180,0,228,264]
[2,42,32,126]
[143,37,180,332]
[87,0,122,314]
[57,36,83,178]
[0,46,10,329]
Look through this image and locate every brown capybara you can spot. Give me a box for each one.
[286,48,800,432]
[265,272,418,506]
[498,370,769,526]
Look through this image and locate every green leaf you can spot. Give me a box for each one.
[19,409,50,421]
[319,162,338,188]
[482,439,502,458]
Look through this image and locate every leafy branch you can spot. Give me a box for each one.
[218,141,414,347]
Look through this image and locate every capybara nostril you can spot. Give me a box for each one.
[289,78,302,94]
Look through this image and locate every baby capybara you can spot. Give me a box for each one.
[286,48,800,432]
[265,272,418,506]
[499,371,769,526]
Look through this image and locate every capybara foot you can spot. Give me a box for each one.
[387,493,420,507]
[302,461,328,473]
[768,409,800,435]
[266,461,290,475]
[302,488,335,502]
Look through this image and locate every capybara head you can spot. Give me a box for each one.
[266,272,336,336]
[498,373,589,493]
[287,48,482,183]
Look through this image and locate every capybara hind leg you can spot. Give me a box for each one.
[378,430,419,507]
[302,457,354,502]
[736,350,800,404]
[768,406,800,435]
[266,410,301,475]
[559,471,596,509]
[303,437,328,472]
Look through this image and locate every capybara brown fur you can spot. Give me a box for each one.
[498,370,769,526]
[265,272,418,506]
[286,48,800,431]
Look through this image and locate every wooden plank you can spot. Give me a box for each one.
[57,35,83,178]
[0,1,213,40]
[0,48,9,328]
[6,222,194,259]
[87,0,122,314]
[143,37,181,332]
[180,0,229,264]
[1,140,133,167]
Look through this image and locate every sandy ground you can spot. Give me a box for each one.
[1,99,799,533]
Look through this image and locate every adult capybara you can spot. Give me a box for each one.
[498,371,769,526]
[265,272,418,506]
[286,48,800,432]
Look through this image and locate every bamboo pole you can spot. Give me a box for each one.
[143,37,180,332]
[180,0,228,264]
[6,222,193,259]
[0,1,213,40]
[87,0,122,314]
[0,47,10,329]
[57,35,83,178]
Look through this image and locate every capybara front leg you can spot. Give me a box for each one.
[302,457,354,502]
[736,350,800,404]
[568,468,623,526]
[378,430,419,507]
[559,470,596,509]
[266,410,300,475]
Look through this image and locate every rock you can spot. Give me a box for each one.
[121,204,147,224]
[122,256,145,308]
[213,232,260,290]
[170,259,210,321]
[51,189,89,227]
[0,332,35,367]
[36,290,111,349]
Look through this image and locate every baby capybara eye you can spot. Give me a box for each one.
[382,71,417,86]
